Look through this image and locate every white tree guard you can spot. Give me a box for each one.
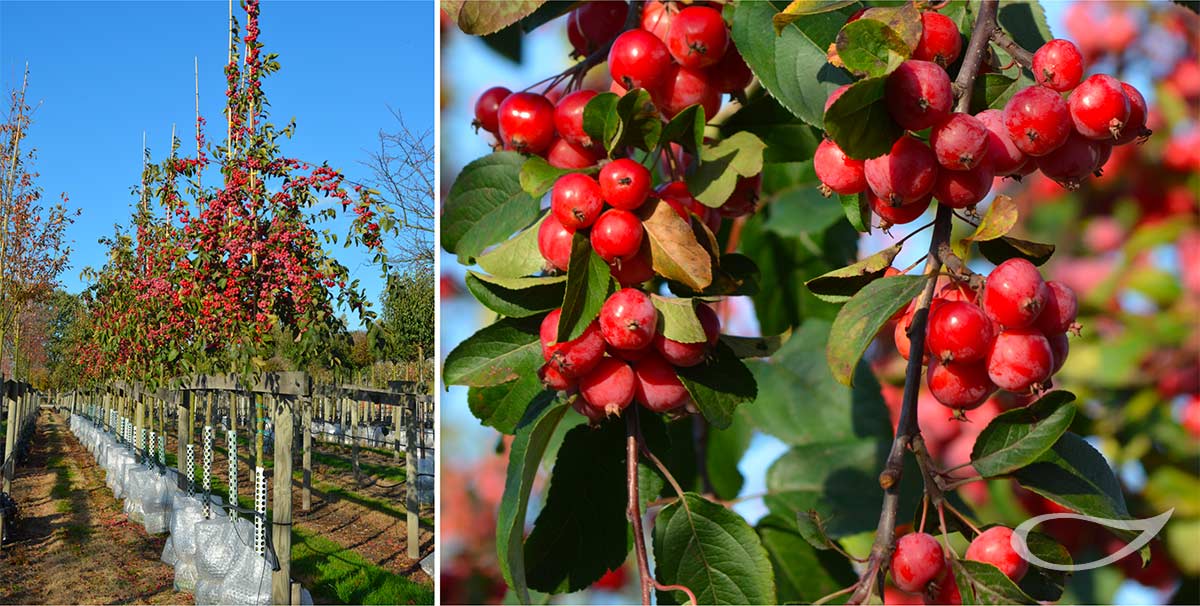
[228,429,238,521]
[254,465,266,556]
[203,425,213,517]
[186,444,196,496]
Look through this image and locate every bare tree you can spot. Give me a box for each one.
[362,108,434,274]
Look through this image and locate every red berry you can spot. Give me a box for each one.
[824,83,850,114]
[633,353,692,413]
[865,136,939,205]
[547,137,602,169]
[928,301,994,363]
[641,0,675,43]
[579,357,636,416]
[609,243,655,287]
[653,331,707,368]
[931,113,989,170]
[474,86,511,134]
[869,190,931,227]
[1047,332,1069,375]
[932,161,994,209]
[928,359,996,410]
[976,109,1028,176]
[540,310,606,378]
[983,258,1050,329]
[567,1,629,56]
[657,64,721,120]
[890,532,945,593]
[1003,86,1072,156]
[666,6,729,69]
[1114,82,1150,145]
[894,305,928,361]
[498,92,556,153]
[886,60,954,131]
[913,12,963,67]
[554,90,598,150]
[815,139,867,195]
[696,304,721,346]
[1069,74,1130,140]
[537,214,574,271]
[540,363,577,391]
[609,30,673,92]
[600,158,652,211]
[708,46,753,93]
[1032,39,1085,92]
[987,329,1054,391]
[1035,281,1078,335]
[591,209,644,262]
[965,527,1029,582]
[571,395,607,424]
[927,566,962,605]
[551,173,604,231]
[599,288,659,350]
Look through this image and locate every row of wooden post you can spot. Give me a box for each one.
[1,380,37,552]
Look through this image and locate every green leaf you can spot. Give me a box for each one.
[970,391,1077,478]
[804,243,902,303]
[557,234,613,342]
[954,560,1038,605]
[520,155,593,199]
[677,341,758,430]
[970,73,1032,113]
[717,92,824,164]
[518,0,577,33]
[496,396,570,603]
[757,513,858,603]
[660,105,706,158]
[481,24,524,63]
[834,3,921,78]
[582,92,620,151]
[1020,531,1073,602]
[840,192,871,233]
[639,197,714,291]
[719,332,789,359]
[997,0,1053,52]
[651,295,706,344]
[468,375,554,435]
[476,214,547,279]
[827,274,929,386]
[1013,432,1136,538]
[763,187,846,239]
[707,410,754,500]
[653,493,777,605]
[524,419,634,592]
[953,195,1018,258]
[682,253,761,297]
[978,235,1056,266]
[773,0,859,33]
[824,76,904,160]
[765,440,892,539]
[465,272,566,318]
[444,316,543,387]
[687,132,768,208]
[443,152,540,260]
[443,0,547,35]
[583,89,661,156]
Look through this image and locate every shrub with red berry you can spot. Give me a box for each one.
[442,0,1192,604]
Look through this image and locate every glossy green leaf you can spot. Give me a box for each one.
[971,391,1077,477]
[443,0,546,35]
[476,214,547,278]
[757,513,858,603]
[557,233,613,342]
[687,132,768,208]
[651,295,706,344]
[805,243,902,303]
[443,316,543,387]
[834,3,920,78]
[468,375,555,435]
[520,155,594,199]
[465,272,566,318]
[823,76,904,160]
[677,341,758,430]
[443,152,541,260]
[827,274,929,386]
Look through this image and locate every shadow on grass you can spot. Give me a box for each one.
[290,527,432,605]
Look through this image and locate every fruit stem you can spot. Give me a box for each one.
[990,29,1036,71]
[951,0,1000,113]
[626,412,653,606]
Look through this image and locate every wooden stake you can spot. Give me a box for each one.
[271,396,294,606]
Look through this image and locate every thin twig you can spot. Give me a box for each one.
[653,580,699,606]
[627,413,653,606]
[814,584,858,606]
[952,0,1000,113]
[991,29,1035,71]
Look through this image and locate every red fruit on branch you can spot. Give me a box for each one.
[1036,131,1102,190]
[591,209,644,262]
[540,309,606,379]
[932,160,995,209]
[965,527,1029,582]
[554,90,598,150]
[987,328,1054,392]
[537,213,574,271]
[1068,74,1130,140]
[657,64,721,120]
[815,139,867,196]
[666,6,729,69]
[1034,281,1079,335]
[633,353,692,413]
[498,92,556,153]
[1003,86,1072,156]
[865,136,939,206]
[890,532,945,593]
[473,86,511,134]
[870,191,931,227]
[609,29,673,92]
[886,60,953,131]
[599,288,658,351]
[600,159,652,211]
[931,113,990,171]
[1114,82,1150,145]
[566,1,628,56]
[913,12,963,67]
[983,258,1050,329]
[928,301,994,363]
[551,173,604,230]
[1032,39,1085,92]
[580,357,636,416]
[928,359,996,410]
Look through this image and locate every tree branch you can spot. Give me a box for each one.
[952,0,1000,113]
[990,29,1035,71]
[627,412,653,606]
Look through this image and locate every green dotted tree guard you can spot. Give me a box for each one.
[158,434,165,468]
[254,466,266,556]
[203,425,213,518]
[186,444,196,497]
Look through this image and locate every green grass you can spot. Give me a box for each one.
[290,526,433,605]
[310,451,406,484]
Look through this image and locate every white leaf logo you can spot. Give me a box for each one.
[1011,508,1173,572]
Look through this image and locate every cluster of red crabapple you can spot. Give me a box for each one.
[894,257,1080,412]
[891,525,1028,604]
[814,10,1151,229]
[470,1,764,421]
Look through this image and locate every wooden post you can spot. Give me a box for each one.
[302,398,312,511]
[135,393,145,460]
[271,396,294,606]
[176,391,188,491]
[2,384,18,548]
[406,394,419,560]
[350,398,361,485]
[393,399,401,463]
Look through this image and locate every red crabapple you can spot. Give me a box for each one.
[641,0,675,43]
[540,363,576,391]
[928,359,997,410]
[571,395,606,424]
[1032,39,1085,92]
[566,1,628,56]
[983,258,1050,329]
[931,113,990,170]
[709,46,754,94]
[551,173,604,230]
[987,329,1054,391]
[928,301,994,363]
[554,90,598,150]
[890,532,945,593]
[657,64,721,120]
[580,357,636,416]
[870,191,931,227]
[666,6,729,69]
[599,288,659,350]
[537,214,574,271]
[609,242,655,287]
[591,209,644,262]
[865,136,939,205]
[1047,332,1069,374]
[498,92,556,153]
[696,304,721,346]
[1115,82,1150,144]
[609,29,673,92]
[653,331,707,368]
[1036,131,1102,189]
[1035,281,1078,335]
[932,161,995,209]
[886,60,954,131]
[913,12,962,67]
[815,139,867,196]
[927,566,962,606]
[976,109,1028,176]
[540,310,606,378]
[718,174,761,218]
[473,86,511,134]
[894,305,929,362]
[824,84,850,114]
[547,137,602,169]
[633,354,692,413]
[966,527,1029,582]
[600,159,652,211]
[1069,74,1130,140]
[1003,86,1072,156]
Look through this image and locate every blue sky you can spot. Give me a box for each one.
[0,0,434,326]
